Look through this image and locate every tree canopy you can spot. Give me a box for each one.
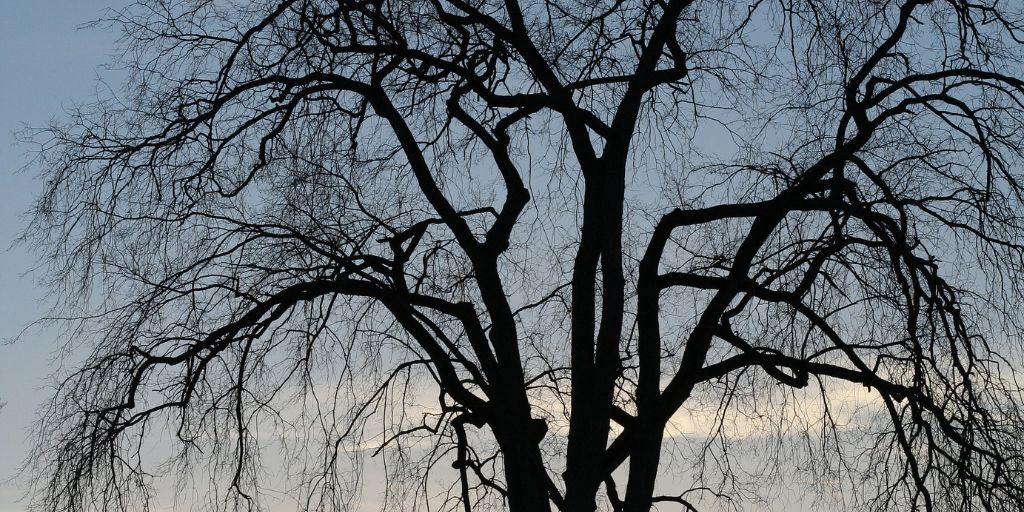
[20,0,1024,511]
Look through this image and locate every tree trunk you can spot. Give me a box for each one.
[494,411,553,512]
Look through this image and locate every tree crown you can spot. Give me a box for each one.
[21,0,1024,511]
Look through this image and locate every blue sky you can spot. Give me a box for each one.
[0,2,127,511]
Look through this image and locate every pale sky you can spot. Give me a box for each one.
[0,2,128,511]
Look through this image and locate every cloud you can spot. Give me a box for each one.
[665,379,884,441]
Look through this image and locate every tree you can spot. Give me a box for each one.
[20,0,1024,510]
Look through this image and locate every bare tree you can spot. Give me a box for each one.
[19,0,1024,510]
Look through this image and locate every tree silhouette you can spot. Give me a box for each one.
[20,0,1024,510]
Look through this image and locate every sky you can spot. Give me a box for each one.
[0,2,128,511]
[0,3,905,512]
